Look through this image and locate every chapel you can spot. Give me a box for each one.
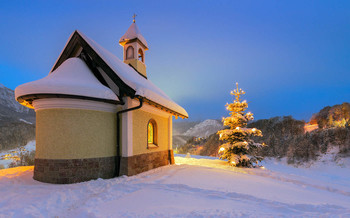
[15,18,188,184]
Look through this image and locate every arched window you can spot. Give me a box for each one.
[126,46,134,60]
[147,119,157,148]
[138,48,144,62]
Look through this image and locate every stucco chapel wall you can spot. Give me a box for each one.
[36,108,117,159]
[132,109,169,156]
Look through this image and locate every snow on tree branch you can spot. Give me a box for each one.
[217,83,267,167]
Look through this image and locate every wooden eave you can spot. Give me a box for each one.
[139,96,188,119]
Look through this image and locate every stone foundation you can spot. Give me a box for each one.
[119,150,174,176]
[33,150,174,183]
[34,156,117,184]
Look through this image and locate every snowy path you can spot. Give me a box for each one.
[0,156,349,217]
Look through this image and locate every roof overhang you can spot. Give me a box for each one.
[139,96,188,119]
[17,93,121,109]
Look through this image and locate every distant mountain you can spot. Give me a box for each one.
[0,83,35,151]
[173,121,201,135]
[0,83,35,125]
[0,84,31,113]
[172,135,193,148]
[183,119,223,138]
[172,119,223,147]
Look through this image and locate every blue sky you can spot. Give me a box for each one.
[1,1,349,121]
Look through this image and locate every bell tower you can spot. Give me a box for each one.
[119,14,148,78]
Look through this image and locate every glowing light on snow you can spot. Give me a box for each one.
[252,128,256,132]
[0,166,34,179]
[219,147,225,152]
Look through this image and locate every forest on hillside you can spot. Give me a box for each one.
[0,122,35,151]
[0,84,36,152]
[178,103,350,165]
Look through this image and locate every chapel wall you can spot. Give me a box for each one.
[132,109,169,156]
[35,108,117,159]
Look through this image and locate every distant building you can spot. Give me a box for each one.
[15,19,188,184]
[304,119,318,133]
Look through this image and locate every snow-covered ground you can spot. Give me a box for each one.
[0,155,349,217]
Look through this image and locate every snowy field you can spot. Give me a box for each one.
[0,155,349,217]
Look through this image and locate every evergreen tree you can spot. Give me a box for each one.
[217,83,266,167]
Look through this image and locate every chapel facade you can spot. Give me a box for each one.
[15,19,188,184]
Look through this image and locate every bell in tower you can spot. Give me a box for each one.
[119,14,148,78]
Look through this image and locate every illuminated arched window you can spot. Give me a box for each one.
[138,48,144,62]
[126,46,134,60]
[147,119,157,148]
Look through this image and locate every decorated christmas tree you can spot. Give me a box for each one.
[217,83,266,167]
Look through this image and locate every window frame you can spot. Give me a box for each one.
[126,46,134,60]
[147,119,158,149]
[138,48,144,62]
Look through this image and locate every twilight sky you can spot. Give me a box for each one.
[1,1,349,121]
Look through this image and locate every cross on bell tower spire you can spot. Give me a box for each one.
[119,14,149,78]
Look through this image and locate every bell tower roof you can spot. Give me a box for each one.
[119,22,148,50]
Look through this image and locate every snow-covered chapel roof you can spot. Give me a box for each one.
[119,22,148,49]
[15,57,119,106]
[78,31,187,118]
[15,30,187,118]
